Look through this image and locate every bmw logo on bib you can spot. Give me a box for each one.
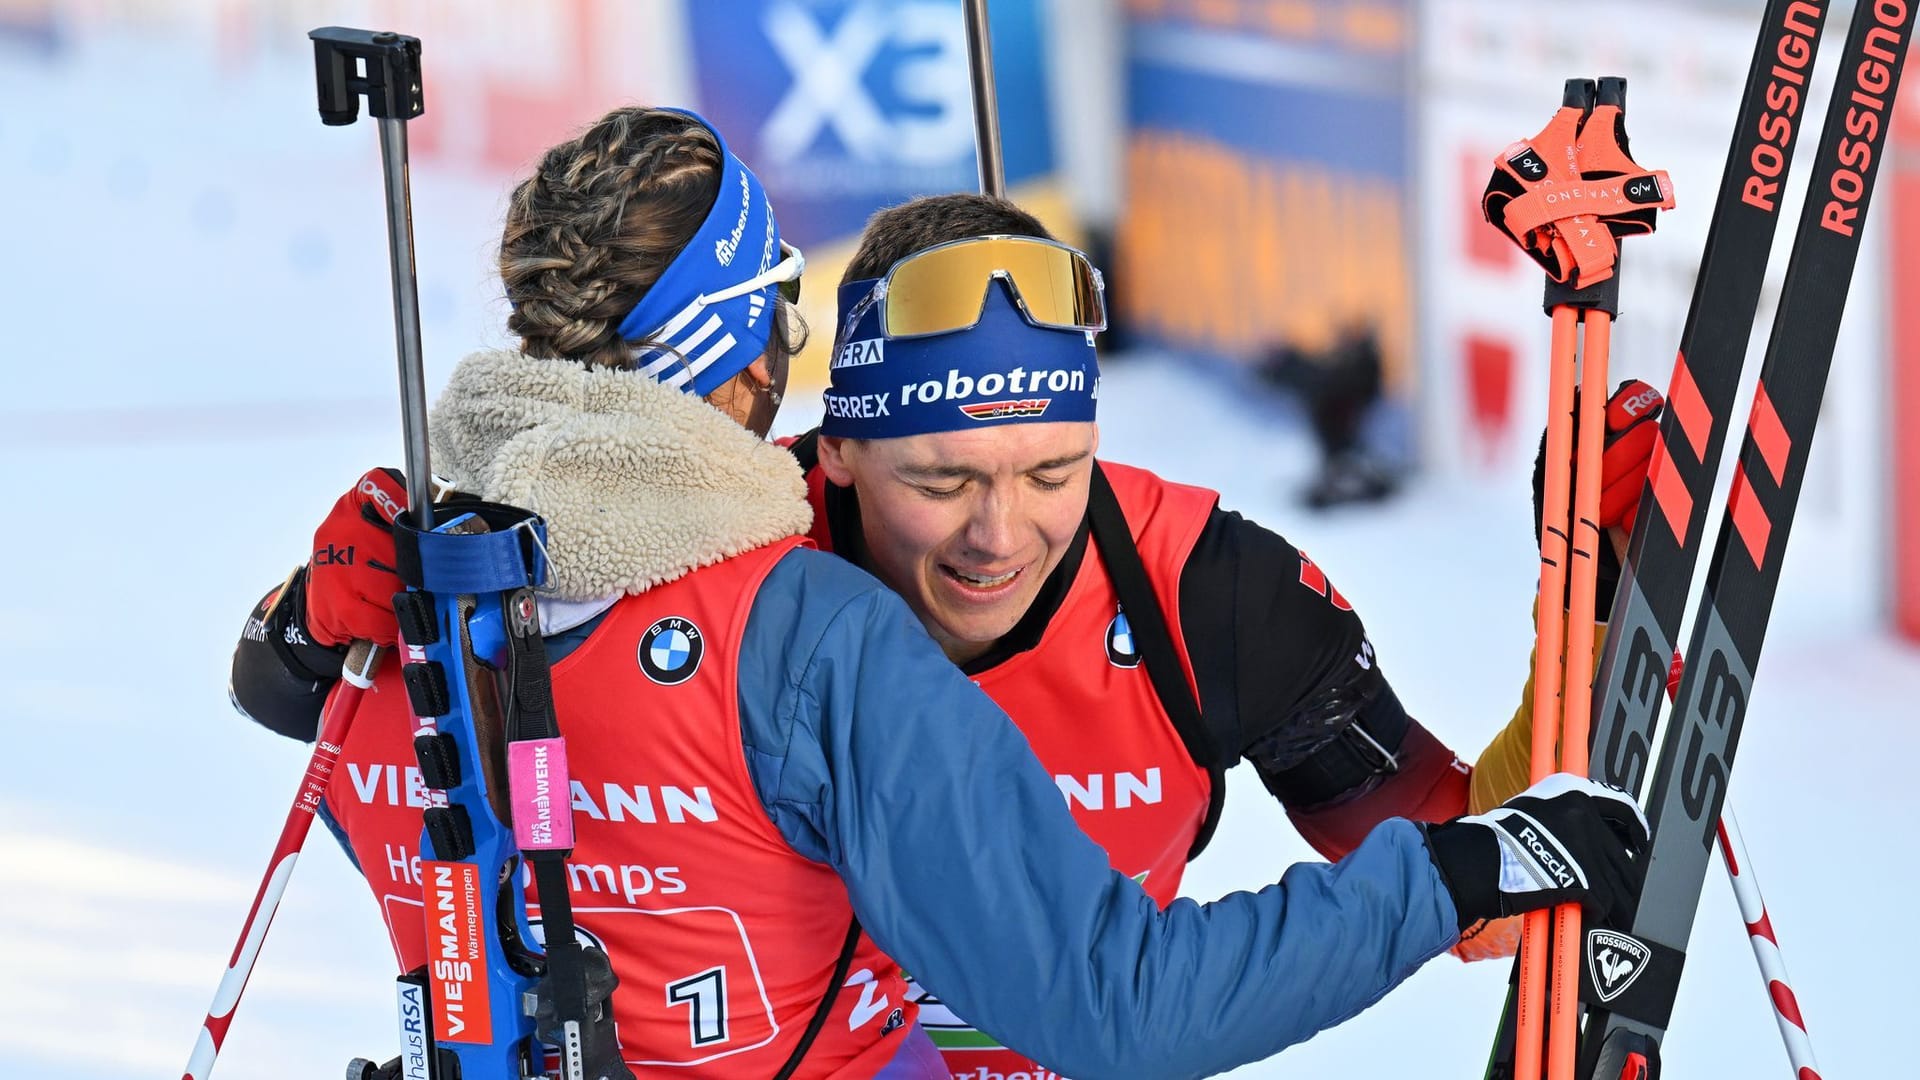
[640,617,704,685]
[1105,609,1140,668]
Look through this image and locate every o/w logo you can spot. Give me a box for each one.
[640,617,705,686]
[1105,609,1140,668]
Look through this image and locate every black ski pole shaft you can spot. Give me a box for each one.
[962,0,1005,198]
[311,26,435,524]
[1577,3,1914,1074]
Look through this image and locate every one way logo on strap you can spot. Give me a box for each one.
[1587,928,1651,1003]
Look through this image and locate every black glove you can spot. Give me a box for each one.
[1532,379,1664,616]
[1421,773,1650,930]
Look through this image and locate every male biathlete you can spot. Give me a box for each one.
[789,193,1663,1073]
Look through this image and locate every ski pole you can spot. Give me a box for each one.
[1718,812,1823,1080]
[1552,278,1613,1080]
[184,641,379,1080]
[1480,69,1674,1078]
[1517,296,1581,1080]
[1660,648,1825,1080]
[1510,78,1606,1080]
[1550,80,1632,1079]
[962,0,1004,198]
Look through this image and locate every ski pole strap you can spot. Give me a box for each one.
[1497,171,1673,243]
[1484,84,1614,285]
[392,501,548,597]
[1482,78,1675,289]
[500,586,633,1080]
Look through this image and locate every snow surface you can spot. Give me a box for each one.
[4,20,1917,1080]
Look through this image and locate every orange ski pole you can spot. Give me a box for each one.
[1516,301,1580,1080]
[1549,309,1611,1079]
[1482,69,1671,1080]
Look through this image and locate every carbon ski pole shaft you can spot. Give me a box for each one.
[1577,1,1913,1073]
[1485,2,1839,1076]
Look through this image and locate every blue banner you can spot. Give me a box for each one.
[1118,0,1413,383]
[687,0,1054,250]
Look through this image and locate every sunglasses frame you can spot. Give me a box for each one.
[702,240,805,307]
[841,234,1107,345]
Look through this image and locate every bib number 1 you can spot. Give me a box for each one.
[666,967,729,1047]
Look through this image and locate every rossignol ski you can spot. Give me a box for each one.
[1575,0,1912,1074]
[1482,0,1912,1075]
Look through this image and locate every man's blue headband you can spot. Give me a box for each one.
[615,109,791,398]
[821,276,1100,438]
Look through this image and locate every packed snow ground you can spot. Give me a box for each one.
[4,24,1917,1080]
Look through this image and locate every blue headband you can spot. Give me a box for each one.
[615,109,784,398]
[821,277,1100,438]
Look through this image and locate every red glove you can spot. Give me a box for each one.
[1597,379,1664,536]
[305,468,408,647]
[1533,379,1665,616]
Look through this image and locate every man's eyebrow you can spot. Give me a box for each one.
[896,448,1091,480]
[1028,449,1092,472]
[896,463,980,480]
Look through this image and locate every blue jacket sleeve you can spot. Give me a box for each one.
[737,549,1460,1080]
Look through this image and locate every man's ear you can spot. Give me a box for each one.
[817,435,857,487]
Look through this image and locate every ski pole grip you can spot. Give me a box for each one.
[1596,75,1626,109]
[342,640,381,690]
[1564,77,1597,110]
[1544,252,1623,316]
[309,28,423,126]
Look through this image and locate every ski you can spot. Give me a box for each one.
[1484,0,1841,1075]
[1575,0,1912,1072]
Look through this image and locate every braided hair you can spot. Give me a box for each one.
[500,106,803,373]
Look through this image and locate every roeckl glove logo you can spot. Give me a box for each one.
[359,475,405,523]
[1619,386,1663,417]
[313,543,355,566]
[1515,824,1576,888]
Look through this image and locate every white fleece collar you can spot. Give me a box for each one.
[427,349,813,602]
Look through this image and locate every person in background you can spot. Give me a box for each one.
[1259,319,1399,509]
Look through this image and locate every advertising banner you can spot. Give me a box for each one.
[1117,0,1414,389]
[687,0,1057,384]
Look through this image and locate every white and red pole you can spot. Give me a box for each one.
[183,643,377,1080]
[1718,811,1823,1080]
